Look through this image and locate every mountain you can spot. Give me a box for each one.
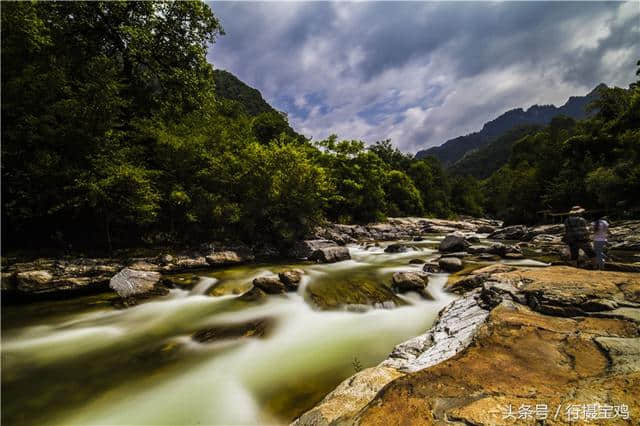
[448,124,542,179]
[415,84,606,165]
[213,69,278,116]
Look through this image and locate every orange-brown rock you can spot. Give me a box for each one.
[355,303,640,425]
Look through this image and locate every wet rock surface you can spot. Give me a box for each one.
[309,246,351,263]
[252,276,287,294]
[294,266,640,425]
[391,272,428,293]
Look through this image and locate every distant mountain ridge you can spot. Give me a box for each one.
[415,84,606,165]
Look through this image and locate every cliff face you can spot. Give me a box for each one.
[294,266,640,425]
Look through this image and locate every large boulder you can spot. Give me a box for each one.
[252,276,287,294]
[109,268,162,298]
[438,257,464,272]
[439,232,470,253]
[291,239,337,259]
[309,247,351,263]
[391,272,429,292]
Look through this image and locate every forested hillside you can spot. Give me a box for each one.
[448,125,541,179]
[415,84,603,165]
[2,1,638,252]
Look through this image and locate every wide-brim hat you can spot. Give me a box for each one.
[569,205,586,214]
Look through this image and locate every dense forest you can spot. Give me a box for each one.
[2,2,639,252]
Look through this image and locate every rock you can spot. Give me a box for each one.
[1,272,16,291]
[292,367,404,426]
[384,243,408,253]
[500,266,640,316]
[15,270,54,292]
[169,256,209,270]
[439,232,470,253]
[477,225,495,233]
[487,242,507,257]
[523,224,565,240]
[353,303,640,425]
[594,337,640,374]
[530,233,560,244]
[252,276,287,294]
[205,251,243,266]
[383,289,490,373]
[445,273,489,293]
[291,239,338,259]
[467,245,488,254]
[126,261,161,271]
[478,253,500,260]
[391,272,428,292]
[193,318,273,343]
[438,257,463,272]
[471,264,516,275]
[158,254,174,265]
[605,262,640,273]
[305,273,403,311]
[309,247,350,263]
[109,268,162,298]
[278,269,304,290]
[439,251,468,258]
[504,252,524,259]
[488,225,528,240]
[408,258,424,264]
[466,235,480,244]
[423,262,441,273]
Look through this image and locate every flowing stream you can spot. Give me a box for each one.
[1,240,546,425]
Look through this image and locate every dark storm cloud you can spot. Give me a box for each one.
[207,2,639,153]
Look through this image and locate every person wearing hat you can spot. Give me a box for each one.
[563,206,595,267]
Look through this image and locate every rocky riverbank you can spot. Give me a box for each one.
[2,217,639,303]
[293,266,640,425]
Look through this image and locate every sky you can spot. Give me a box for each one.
[207,1,639,154]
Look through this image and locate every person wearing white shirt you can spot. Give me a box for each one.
[592,216,609,270]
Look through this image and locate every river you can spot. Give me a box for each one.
[1,239,545,425]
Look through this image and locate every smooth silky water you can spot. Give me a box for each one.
[2,241,457,425]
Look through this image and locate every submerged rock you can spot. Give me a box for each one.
[192,318,274,343]
[309,247,351,263]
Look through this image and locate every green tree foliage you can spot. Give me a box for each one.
[483,81,640,224]
[3,2,637,251]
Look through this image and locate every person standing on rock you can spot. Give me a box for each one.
[592,216,609,270]
[563,206,595,268]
